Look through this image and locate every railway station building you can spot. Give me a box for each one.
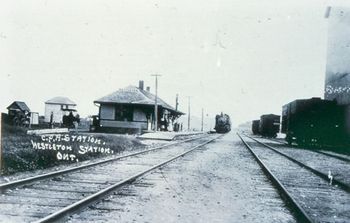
[93,81,184,134]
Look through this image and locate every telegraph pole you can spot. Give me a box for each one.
[151,74,161,131]
[201,108,204,132]
[187,96,191,131]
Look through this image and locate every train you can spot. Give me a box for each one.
[282,97,350,147]
[252,120,260,135]
[251,97,350,149]
[251,114,280,138]
[214,113,231,133]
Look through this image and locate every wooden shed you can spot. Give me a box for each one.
[7,101,30,115]
[6,101,39,126]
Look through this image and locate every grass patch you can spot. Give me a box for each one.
[1,123,144,175]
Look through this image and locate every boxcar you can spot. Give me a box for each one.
[259,114,280,138]
[281,97,350,147]
[252,120,260,135]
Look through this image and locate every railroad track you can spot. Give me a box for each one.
[244,134,350,191]
[246,135,350,188]
[238,133,350,223]
[0,134,221,222]
[250,135,350,163]
[0,134,206,190]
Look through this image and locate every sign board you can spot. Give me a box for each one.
[27,128,69,135]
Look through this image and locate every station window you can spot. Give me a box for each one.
[115,105,133,121]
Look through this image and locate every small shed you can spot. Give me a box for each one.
[93,81,184,134]
[45,96,77,124]
[7,101,30,115]
[6,101,38,125]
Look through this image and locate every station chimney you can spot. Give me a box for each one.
[175,94,179,111]
[139,80,144,90]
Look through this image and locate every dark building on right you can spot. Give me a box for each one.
[325,7,350,105]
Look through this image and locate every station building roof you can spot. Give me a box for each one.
[94,86,184,115]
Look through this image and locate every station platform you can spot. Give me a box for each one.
[137,131,204,141]
[27,128,69,135]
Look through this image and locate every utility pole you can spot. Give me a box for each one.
[187,96,191,131]
[206,113,210,131]
[151,74,161,131]
[201,108,204,132]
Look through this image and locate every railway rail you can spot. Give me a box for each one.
[245,134,350,191]
[238,133,350,223]
[0,135,205,191]
[258,136,350,163]
[0,134,221,222]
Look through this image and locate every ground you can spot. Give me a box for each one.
[0,126,168,181]
[69,132,296,223]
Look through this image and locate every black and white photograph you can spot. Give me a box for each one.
[0,0,350,222]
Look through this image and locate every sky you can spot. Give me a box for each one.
[1,0,350,127]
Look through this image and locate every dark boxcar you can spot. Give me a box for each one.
[259,114,280,138]
[281,97,349,147]
[215,113,231,133]
[252,120,260,135]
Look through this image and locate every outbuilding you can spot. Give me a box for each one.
[93,81,184,134]
[6,101,39,126]
[45,96,77,124]
[7,101,30,116]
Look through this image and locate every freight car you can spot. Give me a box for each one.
[259,114,280,138]
[251,120,260,135]
[281,97,350,147]
[214,113,231,133]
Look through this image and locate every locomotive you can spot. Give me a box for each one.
[281,97,350,148]
[214,113,231,133]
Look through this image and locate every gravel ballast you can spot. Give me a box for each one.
[68,133,296,223]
